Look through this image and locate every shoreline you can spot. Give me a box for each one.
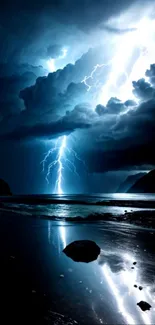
[0,205,155,229]
[0,211,154,324]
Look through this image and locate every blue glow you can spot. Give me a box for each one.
[41,135,85,194]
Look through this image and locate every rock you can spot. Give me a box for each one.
[32,290,36,294]
[59,274,64,278]
[133,262,137,265]
[134,285,138,288]
[137,301,152,311]
[63,240,100,263]
[131,267,134,269]
[139,286,143,291]
[124,210,127,213]
[128,169,155,193]
[117,172,146,193]
[0,179,12,196]
[79,281,82,284]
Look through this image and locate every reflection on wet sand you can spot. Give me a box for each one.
[102,264,135,324]
[57,223,154,324]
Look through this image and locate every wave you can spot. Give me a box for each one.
[0,196,155,208]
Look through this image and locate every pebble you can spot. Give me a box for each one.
[137,301,152,311]
[139,286,143,291]
[60,274,64,278]
[79,281,82,284]
[134,285,138,288]
[133,262,137,265]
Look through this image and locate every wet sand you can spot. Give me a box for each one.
[0,211,155,324]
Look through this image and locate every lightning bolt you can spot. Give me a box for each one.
[41,135,85,194]
[82,17,155,105]
[55,135,66,194]
[43,17,155,194]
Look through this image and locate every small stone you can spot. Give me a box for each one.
[134,285,138,288]
[79,281,82,284]
[60,274,64,278]
[133,262,137,265]
[32,290,36,293]
[131,267,134,269]
[139,286,143,291]
[124,210,127,213]
[137,301,152,311]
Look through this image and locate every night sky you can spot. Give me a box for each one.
[0,0,155,194]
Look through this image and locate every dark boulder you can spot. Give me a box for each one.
[0,179,12,196]
[63,240,100,263]
[137,301,151,311]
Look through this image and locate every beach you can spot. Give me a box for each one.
[0,197,155,324]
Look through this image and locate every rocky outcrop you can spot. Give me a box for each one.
[0,179,12,196]
[117,173,146,193]
[128,169,155,193]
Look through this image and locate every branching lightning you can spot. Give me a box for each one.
[82,17,155,105]
[43,17,155,194]
[41,135,85,194]
[55,135,66,194]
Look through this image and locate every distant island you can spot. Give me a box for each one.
[117,172,146,193]
[0,179,12,196]
[128,169,155,193]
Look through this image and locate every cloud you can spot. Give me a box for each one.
[95,104,106,115]
[0,0,148,66]
[100,24,137,34]
[1,104,92,141]
[132,78,155,101]
[145,64,155,85]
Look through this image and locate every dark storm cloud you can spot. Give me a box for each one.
[100,25,137,34]
[82,94,155,172]
[146,64,155,85]
[0,63,47,78]
[35,44,63,60]
[132,78,155,101]
[18,47,109,120]
[95,98,127,116]
[0,63,46,124]
[95,104,106,116]
[106,97,126,114]
[124,99,137,107]
[1,105,92,141]
[0,0,142,64]
[0,48,104,136]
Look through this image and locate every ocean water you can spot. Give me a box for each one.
[0,194,155,324]
[0,193,155,219]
